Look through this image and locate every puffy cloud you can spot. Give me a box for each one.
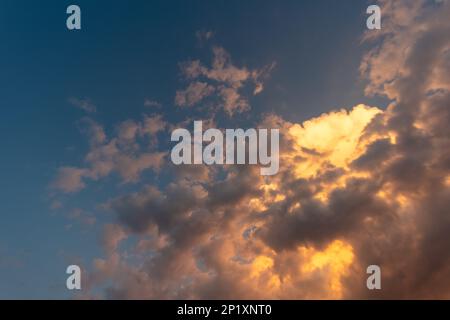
[102,224,127,254]
[52,116,167,193]
[78,103,385,298]
[286,105,382,177]
[360,0,450,98]
[218,86,250,114]
[69,0,450,299]
[175,82,215,107]
[79,118,107,146]
[52,166,89,193]
[177,46,275,116]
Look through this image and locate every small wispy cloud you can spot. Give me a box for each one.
[196,30,214,43]
[69,97,97,113]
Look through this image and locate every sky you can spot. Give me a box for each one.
[0,0,449,299]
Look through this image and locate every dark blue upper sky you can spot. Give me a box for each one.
[0,0,386,298]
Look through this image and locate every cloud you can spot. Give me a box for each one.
[196,30,214,43]
[360,0,450,98]
[69,97,97,113]
[77,103,383,298]
[52,166,89,193]
[52,115,167,193]
[175,82,215,107]
[218,86,250,114]
[67,208,96,227]
[177,46,275,116]
[66,0,450,299]
[102,224,127,254]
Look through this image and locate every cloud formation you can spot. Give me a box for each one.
[176,46,275,116]
[59,0,450,299]
[52,115,167,193]
[68,97,97,113]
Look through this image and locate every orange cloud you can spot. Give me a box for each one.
[67,0,450,300]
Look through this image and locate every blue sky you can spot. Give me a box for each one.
[0,0,391,299]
